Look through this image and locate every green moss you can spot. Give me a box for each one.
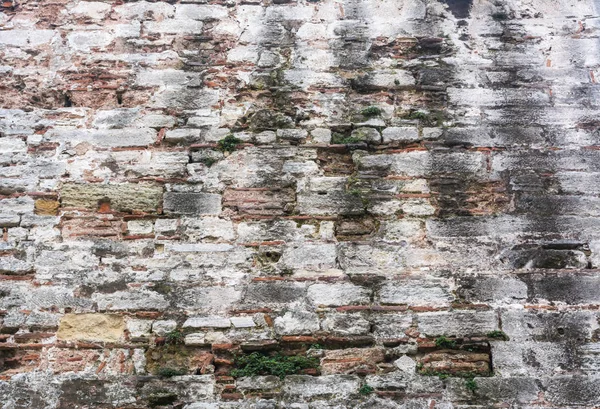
[199,157,218,167]
[420,369,492,379]
[404,110,446,127]
[148,391,178,407]
[165,329,184,345]
[230,352,319,379]
[465,377,478,393]
[407,111,429,120]
[157,367,187,378]
[435,336,457,349]
[152,282,172,295]
[486,330,509,341]
[359,384,374,395]
[420,369,450,379]
[331,133,363,144]
[217,134,242,153]
[361,106,382,117]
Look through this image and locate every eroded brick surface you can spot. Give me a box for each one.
[1,0,600,408]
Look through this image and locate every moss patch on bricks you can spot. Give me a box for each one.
[435,336,458,349]
[360,106,382,117]
[358,384,374,395]
[230,352,319,379]
[331,132,363,144]
[217,134,242,153]
[486,330,509,340]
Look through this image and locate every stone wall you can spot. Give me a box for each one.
[1,0,600,407]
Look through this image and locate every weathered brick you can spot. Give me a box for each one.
[321,347,385,375]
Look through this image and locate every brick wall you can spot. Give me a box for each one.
[1,0,600,408]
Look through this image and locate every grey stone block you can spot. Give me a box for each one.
[163,192,222,215]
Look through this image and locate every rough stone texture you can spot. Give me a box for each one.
[57,313,125,342]
[61,183,163,212]
[1,0,600,407]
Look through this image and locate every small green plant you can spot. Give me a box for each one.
[230,352,319,379]
[331,133,363,144]
[361,106,382,117]
[157,367,187,378]
[152,282,172,295]
[465,377,478,393]
[165,329,184,345]
[359,384,374,395]
[487,330,509,340]
[435,336,457,349]
[407,111,429,120]
[199,157,217,167]
[348,188,362,197]
[148,391,178,407]
[217,134,242,153]
[394,79,401,86]
[310,343,323,350]
[421,369,451,379]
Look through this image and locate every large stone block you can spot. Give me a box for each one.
[163,192,222,215]
[93,290,169,311]
[307,283,371,307]
[57,313,125,342]
[281,243,337,271]
[378,280,453,306]
[500,309,599,342]
[544,376,600,406]
[417,311,498,337]
[47,128,156,147]
[492,341,574,376]
[457,275,528,304]
[321,313,371,336]
[61,183,163,212]
[282,375,361,398]
[274,310,320,335]
[242,281,307,307]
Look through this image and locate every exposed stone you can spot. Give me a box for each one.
[57,314,125,342]
[163,192,222,215]
[183,316,231,329]
[283,375,361,398]
[307,283,371,307]
[417,311,498,337]
[34,199,60,216]
[2,0,599,407]
[274,310,320,335]
[61,183,163,213]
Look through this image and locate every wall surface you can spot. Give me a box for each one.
[1,0,600,407]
